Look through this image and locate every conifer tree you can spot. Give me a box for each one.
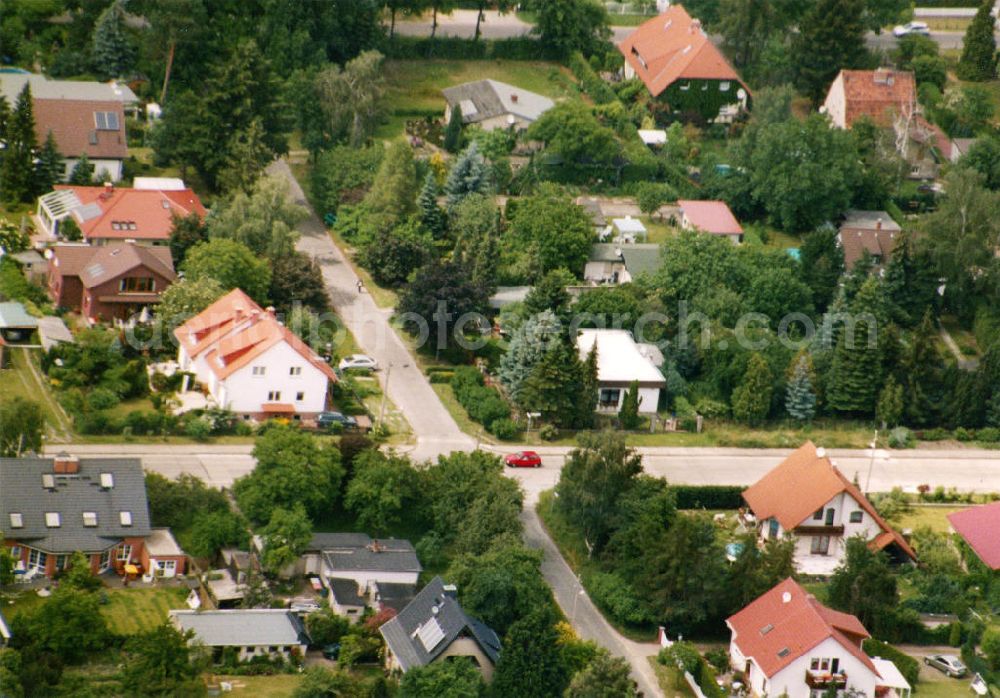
[444,142,490,209]
[957,0,997,81]
[69,154,96,185]
[732,353,774,426]
[417,171,445,239]
[785,354,817,422]
[521,336,585,428]
[0,95,10,140]
[877,375,904,428]
[576,344,599,429]
[827,278,884,415]
[34,131,63,194]
[499,310,563,405]
[92,0,136,80]
[0,85,38,203]
[619,380,641,430]
[901,310,945,426]
[443,103,463,153]
[792,0,869,105]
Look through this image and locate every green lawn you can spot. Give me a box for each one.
[211,674,303,698]
[896,505,964,534]
[649,656,696,697]
[0,347,74,442]
[378,59,577,138]
[431,383,490,442]
[2,585,189,634]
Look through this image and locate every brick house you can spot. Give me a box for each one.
[618,5,750,122]
[822,69,917,130]
[0,454,185,579]
[47,242,176,323]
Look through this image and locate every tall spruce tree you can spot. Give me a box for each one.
[876,374,904,428]
[900,310,946,426]
[444,142,490,209]
[498,310,563,404]
[417,171,445,239]
[827,278,884,415]
[521,335,585,428]
[732,353,774,426]
[577,344,599,429]
[785,354,817,422]
[34,131,63,194]
[92,0,136,80]
[619,380,641,430]
[69,154,96,185]
[792,0,869,105]
[443,103,463,153]
[0,85,38,203]
[957,0,997,81]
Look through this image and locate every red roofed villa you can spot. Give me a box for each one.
[174,289,337,420]
[822,69,917,130]
[743,442,916,575]
[36,177,206,246]
[948,501,1000,571]
[677,199,743,244]
[727,578,912,698]
[618,5,750,122]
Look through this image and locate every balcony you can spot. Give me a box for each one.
[793,524,845,535]
[806,670,848,688]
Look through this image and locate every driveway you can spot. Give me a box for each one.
[266,159,475,462]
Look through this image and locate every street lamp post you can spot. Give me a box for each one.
[571,579,585,623]
[865,429,879,494]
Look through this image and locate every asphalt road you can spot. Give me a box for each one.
[393,9,976,50]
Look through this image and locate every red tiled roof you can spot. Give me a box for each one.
[174,288,337,383]
[678,199,743,235]
[727,578,876,679]
[838,69,916,128]
[948,502,1000,570]
[743,442,916,561]
[32,98,127,160]
[55,184,206,242]
[617,5,747,98]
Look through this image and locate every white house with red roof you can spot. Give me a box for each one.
[35,178,206,246]
[677,200,743,244]
[743,442,916,575]
[727,578,911,698]
[617,5,749,122]
[174,289,337,420]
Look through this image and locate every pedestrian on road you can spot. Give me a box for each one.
[356,280,363,293]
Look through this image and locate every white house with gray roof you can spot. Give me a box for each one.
[442,79,554,131]
[380,577,502,681]
[170,609,309,663]
[576,329,666,414]
[1,454,153,579]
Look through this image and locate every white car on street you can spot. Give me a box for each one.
[338,354,378,371]
[893,21,930,37]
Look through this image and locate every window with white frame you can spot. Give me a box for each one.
[9,512,22,528]
[120,511,133,526]
[99,549,112,571]
[117,543,132,561]
[28,549,47,570]
[252,366,266,376]
[45,512,60,527]
[83,512,98,527]
[267,390,281,401]
[9,545,22,560]
[849,511,863,523]
[289,366,302,376]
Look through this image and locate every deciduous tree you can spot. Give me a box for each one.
[828,537,900,639]
[566,652,638,697]
[121,623,206,696]
[505,184,594,280]
[0,397,44,457]
[182,238,272,304]
[260,505,313,576]
[315,50,386,147]
[532,0,611,58]
[344,450,420,534]
[207,174,304,259]
[399,656,484,697]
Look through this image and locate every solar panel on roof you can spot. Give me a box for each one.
[416,617,445,652]
[76,203,102,221]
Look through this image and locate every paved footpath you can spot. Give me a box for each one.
[267,159,475,462]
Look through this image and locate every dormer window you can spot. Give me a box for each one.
[9,513,23,528]
[120,511,133,526]
[45,512,61,528]
[83,512,98,527]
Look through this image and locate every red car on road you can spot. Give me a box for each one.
[505,451,542,468]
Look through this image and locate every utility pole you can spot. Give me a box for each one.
[377,363,392,430]
[864,429,879,494]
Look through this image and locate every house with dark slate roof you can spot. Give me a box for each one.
[0,454,184,579]
[380,576,501,681]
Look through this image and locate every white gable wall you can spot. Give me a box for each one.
[222,341,329,414]
[822,73,848,129]
[766,636,881,698]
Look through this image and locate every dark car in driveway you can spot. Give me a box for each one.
[505,451,542,468]
[316,412,358,430]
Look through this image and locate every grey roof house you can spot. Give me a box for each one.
[0,301,38,344]
[1,454,152,578]
[380,576,502,681]
[170,609,309,663]
[442,79,554,131]
[583,243,661,285]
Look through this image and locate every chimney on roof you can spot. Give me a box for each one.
[53,453,80,474]
[816,446,826,459]
[875,218,882,230]
[691,18,701,33]
[265,306,276,317]
[100,182,114,199]
[443,583,458,599]
[511,93,518,103]
[234,306,245,322]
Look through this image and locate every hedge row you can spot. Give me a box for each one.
[568,51,618,104]
[450,366,521,439]
[381,36,549,61]
[862,639,920,687]
[671,485,745,510]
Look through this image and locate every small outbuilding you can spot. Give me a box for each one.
[442,79,554,131]
[0,302,38,343]
[170,609,309,663]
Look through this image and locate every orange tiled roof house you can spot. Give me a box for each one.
[617,5,750,123]
[174,289,338,421]
[742,442,916,576]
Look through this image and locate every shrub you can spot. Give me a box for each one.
[919,427,950,441]
[539,424,559,441]
[674,395,698,432]
[978,427,1000,443]
[568,51,617,104]
[693,397,729,419]
[862,639,919,687]
[428,372,453,384]
[888,427,914,448]
[954,427,975,442]
[950,621,964,647]
[87,387,120,410]
[184,417,212,442]
[584,571,652,626]
[705,648,729,673]
[671,485,744,510]
[488,418,521,440]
